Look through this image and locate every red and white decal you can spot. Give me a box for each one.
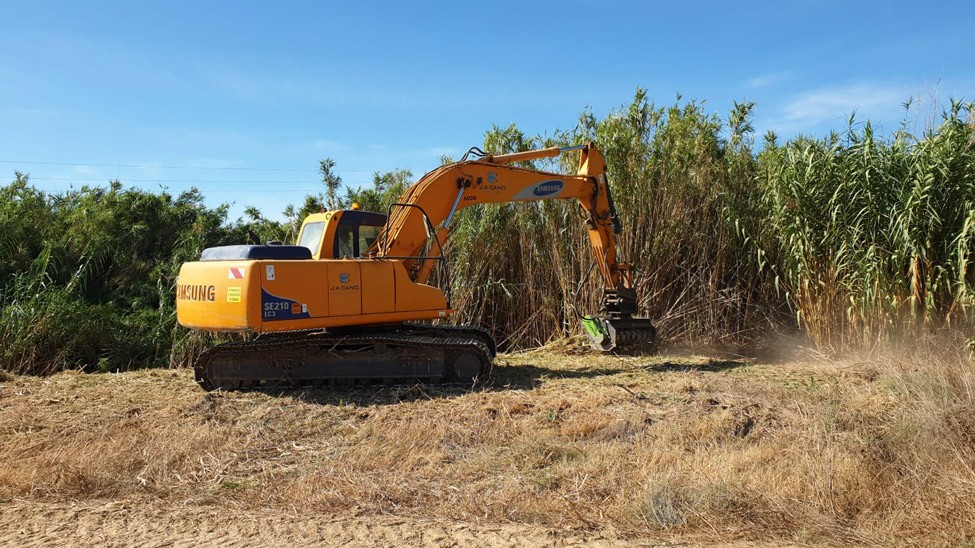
[228,267,245,279]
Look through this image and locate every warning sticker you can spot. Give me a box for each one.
[228,267,245,279]
[227,287,242,303]
[266,265,276,281]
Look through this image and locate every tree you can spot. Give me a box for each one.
[346,168,412,213]
[319,157,342,209]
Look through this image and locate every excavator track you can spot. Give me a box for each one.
[193,324,495,391]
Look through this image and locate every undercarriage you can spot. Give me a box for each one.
[194,323,495,391]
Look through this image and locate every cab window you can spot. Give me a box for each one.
[297,221,325,254]
[330,211,388,258]
[336,223,355,258]
[359,225,382,256]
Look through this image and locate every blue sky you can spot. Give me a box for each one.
[2,1,972,221]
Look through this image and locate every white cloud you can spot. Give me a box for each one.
[313,139,349,153]
[769,83,907,132]
[71,165,99,176]
[744,71,791,89]
[311,141,458,171]
[0,107,57,118]
[428,146,459,158]
[205,67,335,105]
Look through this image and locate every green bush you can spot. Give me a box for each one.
[0,179,286,375]
[2,94,973,375]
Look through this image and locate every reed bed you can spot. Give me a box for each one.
[448,93,975,354]
[2,92,974,373]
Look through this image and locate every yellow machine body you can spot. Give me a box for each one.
[176,210,448,333]
[176,259,448,332]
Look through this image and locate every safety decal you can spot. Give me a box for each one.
[265,265,276,281]
[227,287,242,303]
[261,288,310,320]
[228,267,245,279]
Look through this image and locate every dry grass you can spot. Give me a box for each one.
[1,345,973,546]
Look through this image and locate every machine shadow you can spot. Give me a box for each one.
[489,363,629,389]
[642,359,753,373]
[238,359,754,406]
[241,362,628,406]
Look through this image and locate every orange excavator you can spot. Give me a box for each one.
[176,142,656,389]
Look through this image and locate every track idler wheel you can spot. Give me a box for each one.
[446,347,492,384]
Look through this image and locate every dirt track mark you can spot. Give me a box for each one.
[0,499,639,547]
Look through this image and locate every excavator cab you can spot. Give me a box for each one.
[297,209,387,259]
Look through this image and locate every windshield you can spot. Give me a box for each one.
[297,221,325,253]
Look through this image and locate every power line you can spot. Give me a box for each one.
[25,184,329,194]
[29,176,376,187]
[180,189,323,194]
[28,176,322,185]
[0,159,378,174]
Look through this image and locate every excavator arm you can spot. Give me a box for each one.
[375,142,654,351]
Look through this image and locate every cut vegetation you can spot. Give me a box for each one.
[1,344,973,545]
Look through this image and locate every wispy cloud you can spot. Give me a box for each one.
[313,139,350,153]
[71,165,100,177]
[200,64,578,111]
[304,140,465,183]
[743,71,792,89]
[202,66,438,110]
[12,33,197,92]
[0,107,58,119]
[428,146,459,158]
[204,67,338,105]
[769,83,906,132]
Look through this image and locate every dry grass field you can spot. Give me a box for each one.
[1,341,973,547]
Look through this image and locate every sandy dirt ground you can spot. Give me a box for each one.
[0,498,790,547]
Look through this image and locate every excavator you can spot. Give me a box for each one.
[176,142,656,390]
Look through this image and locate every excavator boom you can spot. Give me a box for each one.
[374,142,654,351]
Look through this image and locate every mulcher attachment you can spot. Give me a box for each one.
[582,315,657,353]
[581,289,657,353]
